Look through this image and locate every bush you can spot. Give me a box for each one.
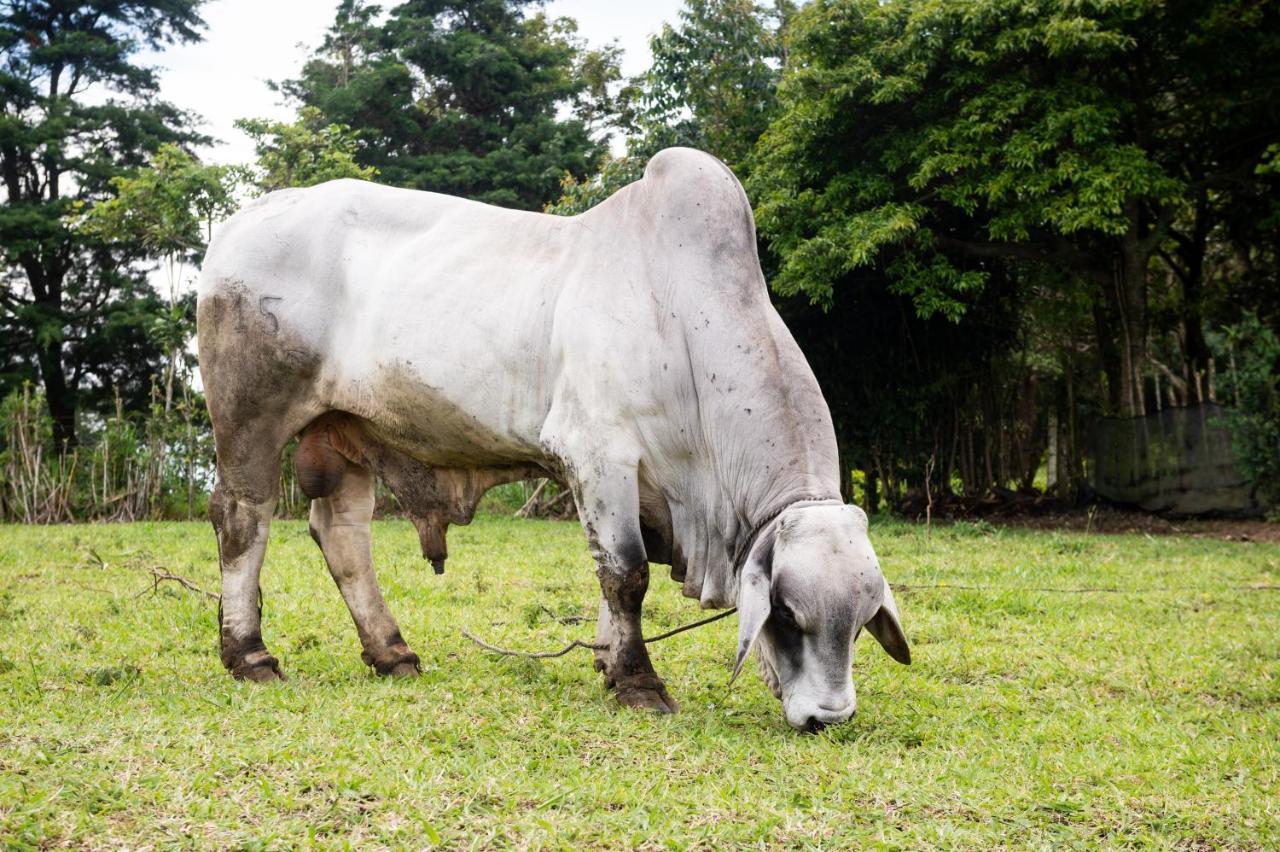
[0,384,214,522]
[1221,313,1280,508]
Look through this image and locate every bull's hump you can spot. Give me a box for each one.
[639,148,758,266]
[644,147,737,188]
[645,149,750,210]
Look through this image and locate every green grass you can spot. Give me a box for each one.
[0,515,1277,848]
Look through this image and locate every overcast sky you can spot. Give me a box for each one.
[147,0,687,164]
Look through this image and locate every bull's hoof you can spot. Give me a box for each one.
[230,654,285,682]
[612,673,679,714]
[365,648,421,678]
[384,661,421,678]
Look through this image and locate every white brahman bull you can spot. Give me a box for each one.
[196,147,910,730]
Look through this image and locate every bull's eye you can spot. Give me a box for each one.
[774,600,799,629]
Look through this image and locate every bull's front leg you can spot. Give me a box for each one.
[571,459,678,714]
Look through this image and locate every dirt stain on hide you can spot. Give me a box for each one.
[350,360,536,468]
[208,482,261,565]
[198,279,325,494]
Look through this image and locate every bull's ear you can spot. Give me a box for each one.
[730,531,774,684]
[866,576,911,665]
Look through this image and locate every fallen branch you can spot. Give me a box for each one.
[515,480,574,519]
[514,479,549,518]
[541,489,572,511]
[139,568,220,601]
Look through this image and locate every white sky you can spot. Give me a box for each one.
[146,0,686,165]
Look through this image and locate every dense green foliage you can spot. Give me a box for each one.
[752,0,1279,419]
[637,0,791,171]
[0,0,208,446]
[2,0,1277,515]
[548,0,1280,510]
[235,108,379,193]
[279,0,618,209]
[76,145,239,267]
[1,516,1277,845]
[551,0,790,216]
[1221,314,1280,509]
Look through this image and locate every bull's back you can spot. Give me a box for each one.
[198,180,577,464]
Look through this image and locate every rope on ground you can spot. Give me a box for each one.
[461,631,605,658]
[462,579,1280,660]
[539,604,588,625]
[461,607,738,659]
[641,607,737,642]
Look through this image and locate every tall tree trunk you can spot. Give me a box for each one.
[1179,193,1212,401]
[1017,373,1040,490]
[1092,300,1124,413]
[37,338,76,448]
[862,469,879,515]
[1095,229,1150,418]
[1116,236,1149,418]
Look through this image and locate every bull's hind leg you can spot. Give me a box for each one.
[303,443,420,678]
[210,450,285,682]
[571,458,678,714]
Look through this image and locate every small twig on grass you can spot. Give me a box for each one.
[461,607,738,660]
[138,568,220,601]
[539,604,588,625]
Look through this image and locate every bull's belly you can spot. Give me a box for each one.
[325,358,548,469]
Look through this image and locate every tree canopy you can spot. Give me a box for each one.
[2,0,1277,517]
[549,0,791,216]
[551,0,1279,507]
[636,0,792,172]
[751,0,1280,416]
[0,0,208,444]
[235,108,379,193]
[280,0,620,210]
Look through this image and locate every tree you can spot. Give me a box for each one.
[73,143,238,517]
[281,0,619,210]
[235,107,379,193]
[636,0,792,172]
[0,0,207,446]
[751,0,1280,417]
[544,154,645,216]
[549,0,791,216]
[1220,313,1280,510]
[76,143,240,413]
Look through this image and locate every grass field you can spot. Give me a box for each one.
[1,515,1277,848]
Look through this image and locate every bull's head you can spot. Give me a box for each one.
[733,503,910,731]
